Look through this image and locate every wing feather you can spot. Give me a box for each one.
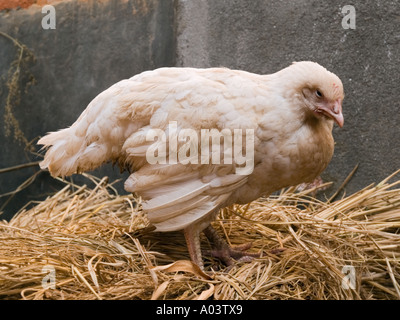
[38,67,263,231]
[142,179,210,211]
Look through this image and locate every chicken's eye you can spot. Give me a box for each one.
[315,90,323,98]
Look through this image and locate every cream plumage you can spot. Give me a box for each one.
[38,61,344,269]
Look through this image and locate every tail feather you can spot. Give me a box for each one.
[38,128,69,149]
[39,128,83,176]
[38,122,113,177]
[37,85,128,177]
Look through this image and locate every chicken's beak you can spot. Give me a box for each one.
[319,99,344,128]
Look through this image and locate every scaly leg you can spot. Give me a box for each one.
[203,225,260,267]
[183,225,204,270]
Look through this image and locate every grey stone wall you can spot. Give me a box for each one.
[0,0,399,219]
[0,0,176,219]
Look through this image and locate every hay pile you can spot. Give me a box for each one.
[0,172,400,300]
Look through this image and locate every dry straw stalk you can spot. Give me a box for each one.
[0,171,399,300]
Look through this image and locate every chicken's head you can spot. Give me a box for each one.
[286,61,345,128]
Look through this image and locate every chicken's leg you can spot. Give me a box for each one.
[184,224,260,269]
[203,225,260,267]
[183,225,204,269]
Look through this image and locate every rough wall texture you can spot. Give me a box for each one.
[0,0,176,219]
[0,0,399,219]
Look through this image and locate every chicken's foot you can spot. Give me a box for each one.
[203,225,260,268]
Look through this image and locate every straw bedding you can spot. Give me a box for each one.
[0,171,399,300]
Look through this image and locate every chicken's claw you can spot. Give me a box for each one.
[203,226,261,268]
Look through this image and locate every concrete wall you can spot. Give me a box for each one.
[1,0,399,219]
[0,0,176,219]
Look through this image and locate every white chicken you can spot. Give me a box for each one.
[38,61,344,269]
